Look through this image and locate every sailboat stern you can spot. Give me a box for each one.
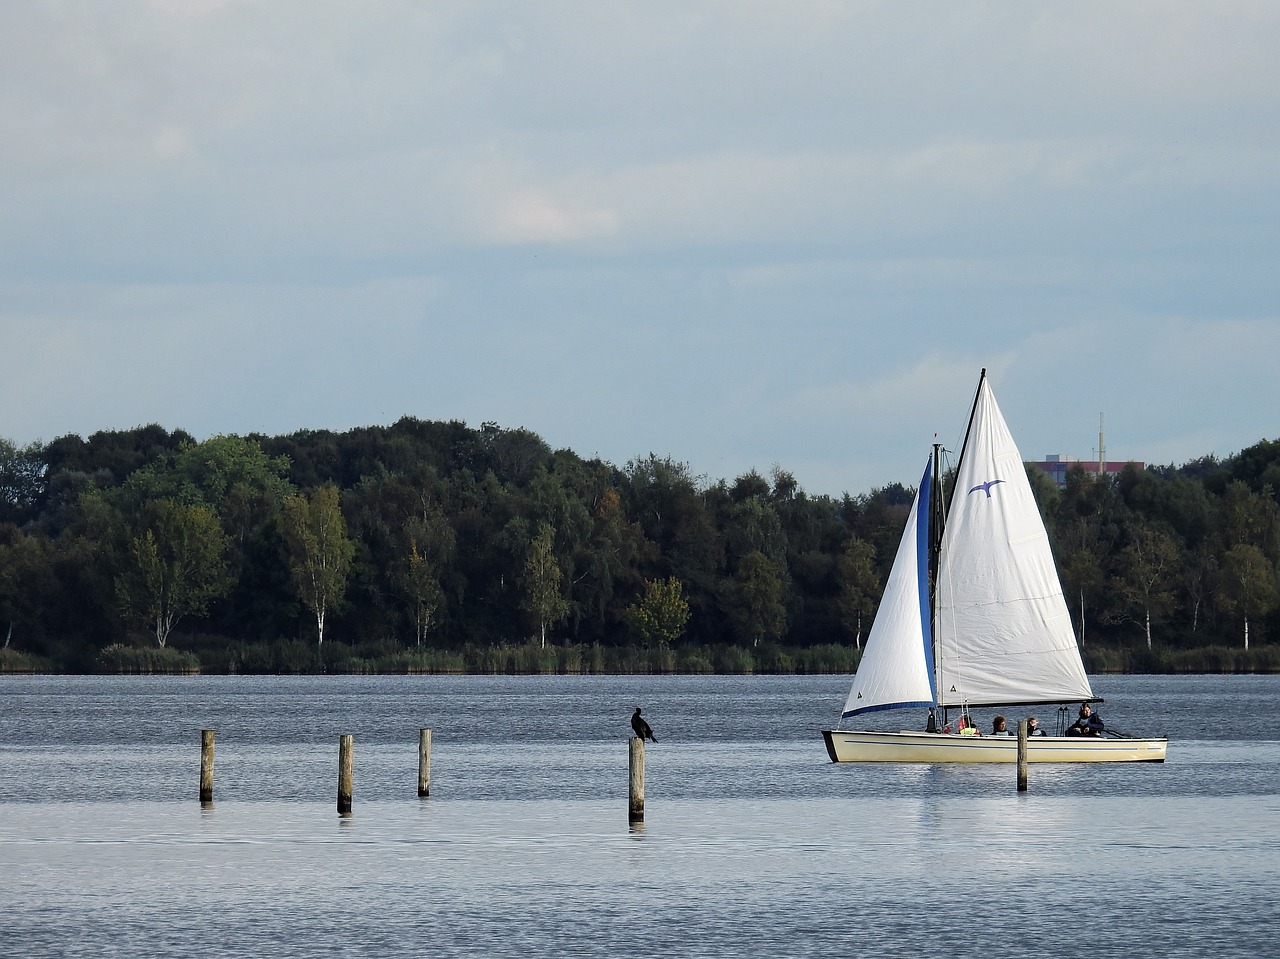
[821,729,841,763]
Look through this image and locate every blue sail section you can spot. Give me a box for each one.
[839,458,938,719]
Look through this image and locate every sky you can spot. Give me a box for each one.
[3,1,1279,499]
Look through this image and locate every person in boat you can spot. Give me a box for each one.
[957,715,981,736]
[1065,703,1104,737]
[1026,716,1045,736]
[991,715,1011,736]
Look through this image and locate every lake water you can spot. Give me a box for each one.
[2,674,1277,958]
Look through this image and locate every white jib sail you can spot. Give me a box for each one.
[841,460,935,719]
[936,377,1093,707]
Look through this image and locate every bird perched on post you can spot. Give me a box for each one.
[631,707,657,742]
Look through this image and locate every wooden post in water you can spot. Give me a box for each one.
[418,728,432,797]
[337,734,354,814]
[199,729,215,804]
[1016,720,1029,792]
[628,736,645,821]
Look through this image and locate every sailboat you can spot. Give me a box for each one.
[822,371,1167,763]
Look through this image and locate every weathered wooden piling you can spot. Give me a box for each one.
[1016,720,1029,792]
[628,736,645,821]
[418,728,432,797]
[199,729,215,804]
[337,734,354,814]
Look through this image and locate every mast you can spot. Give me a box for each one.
[929,440,944,719]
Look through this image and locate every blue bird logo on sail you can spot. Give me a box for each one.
[968,479,1005,498]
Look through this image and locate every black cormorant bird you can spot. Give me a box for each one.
[631,707,657,742]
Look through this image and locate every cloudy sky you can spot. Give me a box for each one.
[3,1,1278,497]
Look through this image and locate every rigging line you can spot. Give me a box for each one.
[956,593,1079,610]
[935,457,974,709]
[934,531,966,708]
[931,435,963,707]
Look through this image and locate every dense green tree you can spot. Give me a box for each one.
[724,495,787,572]
[843,484,913,583]
[728,550,786,648]
[399,502,454,647]
[624,576,691,648]
[0,438,47,526]
[623,455,706,561]
[0,525,54,648]
[624,455,724,642]
[341,465,457,646]
[170,436,292,542]
[1221,481,1278,555]
[1053,469,1125,643]
[43,425,194,488]
[567,482,648,639]
[527,462,597,636]
[482,424,552,485]
[43,490,121,652]
[729,470,771,502]
[120,434,293,563]
[774,484,844,647]
[1229,438,1280,494]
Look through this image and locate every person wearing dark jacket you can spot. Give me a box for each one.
[1066,703,1104,736]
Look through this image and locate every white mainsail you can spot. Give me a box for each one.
[935,376,1093,707]
[840,461,936,718]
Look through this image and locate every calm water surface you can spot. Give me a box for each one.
[2,674,1277,958]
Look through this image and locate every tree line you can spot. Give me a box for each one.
[0,418,1277,674]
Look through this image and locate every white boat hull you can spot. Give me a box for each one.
[821,729,1167,763]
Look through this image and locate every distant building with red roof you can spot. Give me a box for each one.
[1032,454,1144,487]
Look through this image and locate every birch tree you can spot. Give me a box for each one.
[836,537,879,650]
[1219,544,1277,651]
[403,537,444,647]
[1113,523,1179,649]
[281,485,355,647]
[399,508,453,647]
[523,522,568,649]
[115,499,231,647]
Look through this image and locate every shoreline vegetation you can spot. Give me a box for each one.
[3,421,1279,675]
[2,640,1277,677]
